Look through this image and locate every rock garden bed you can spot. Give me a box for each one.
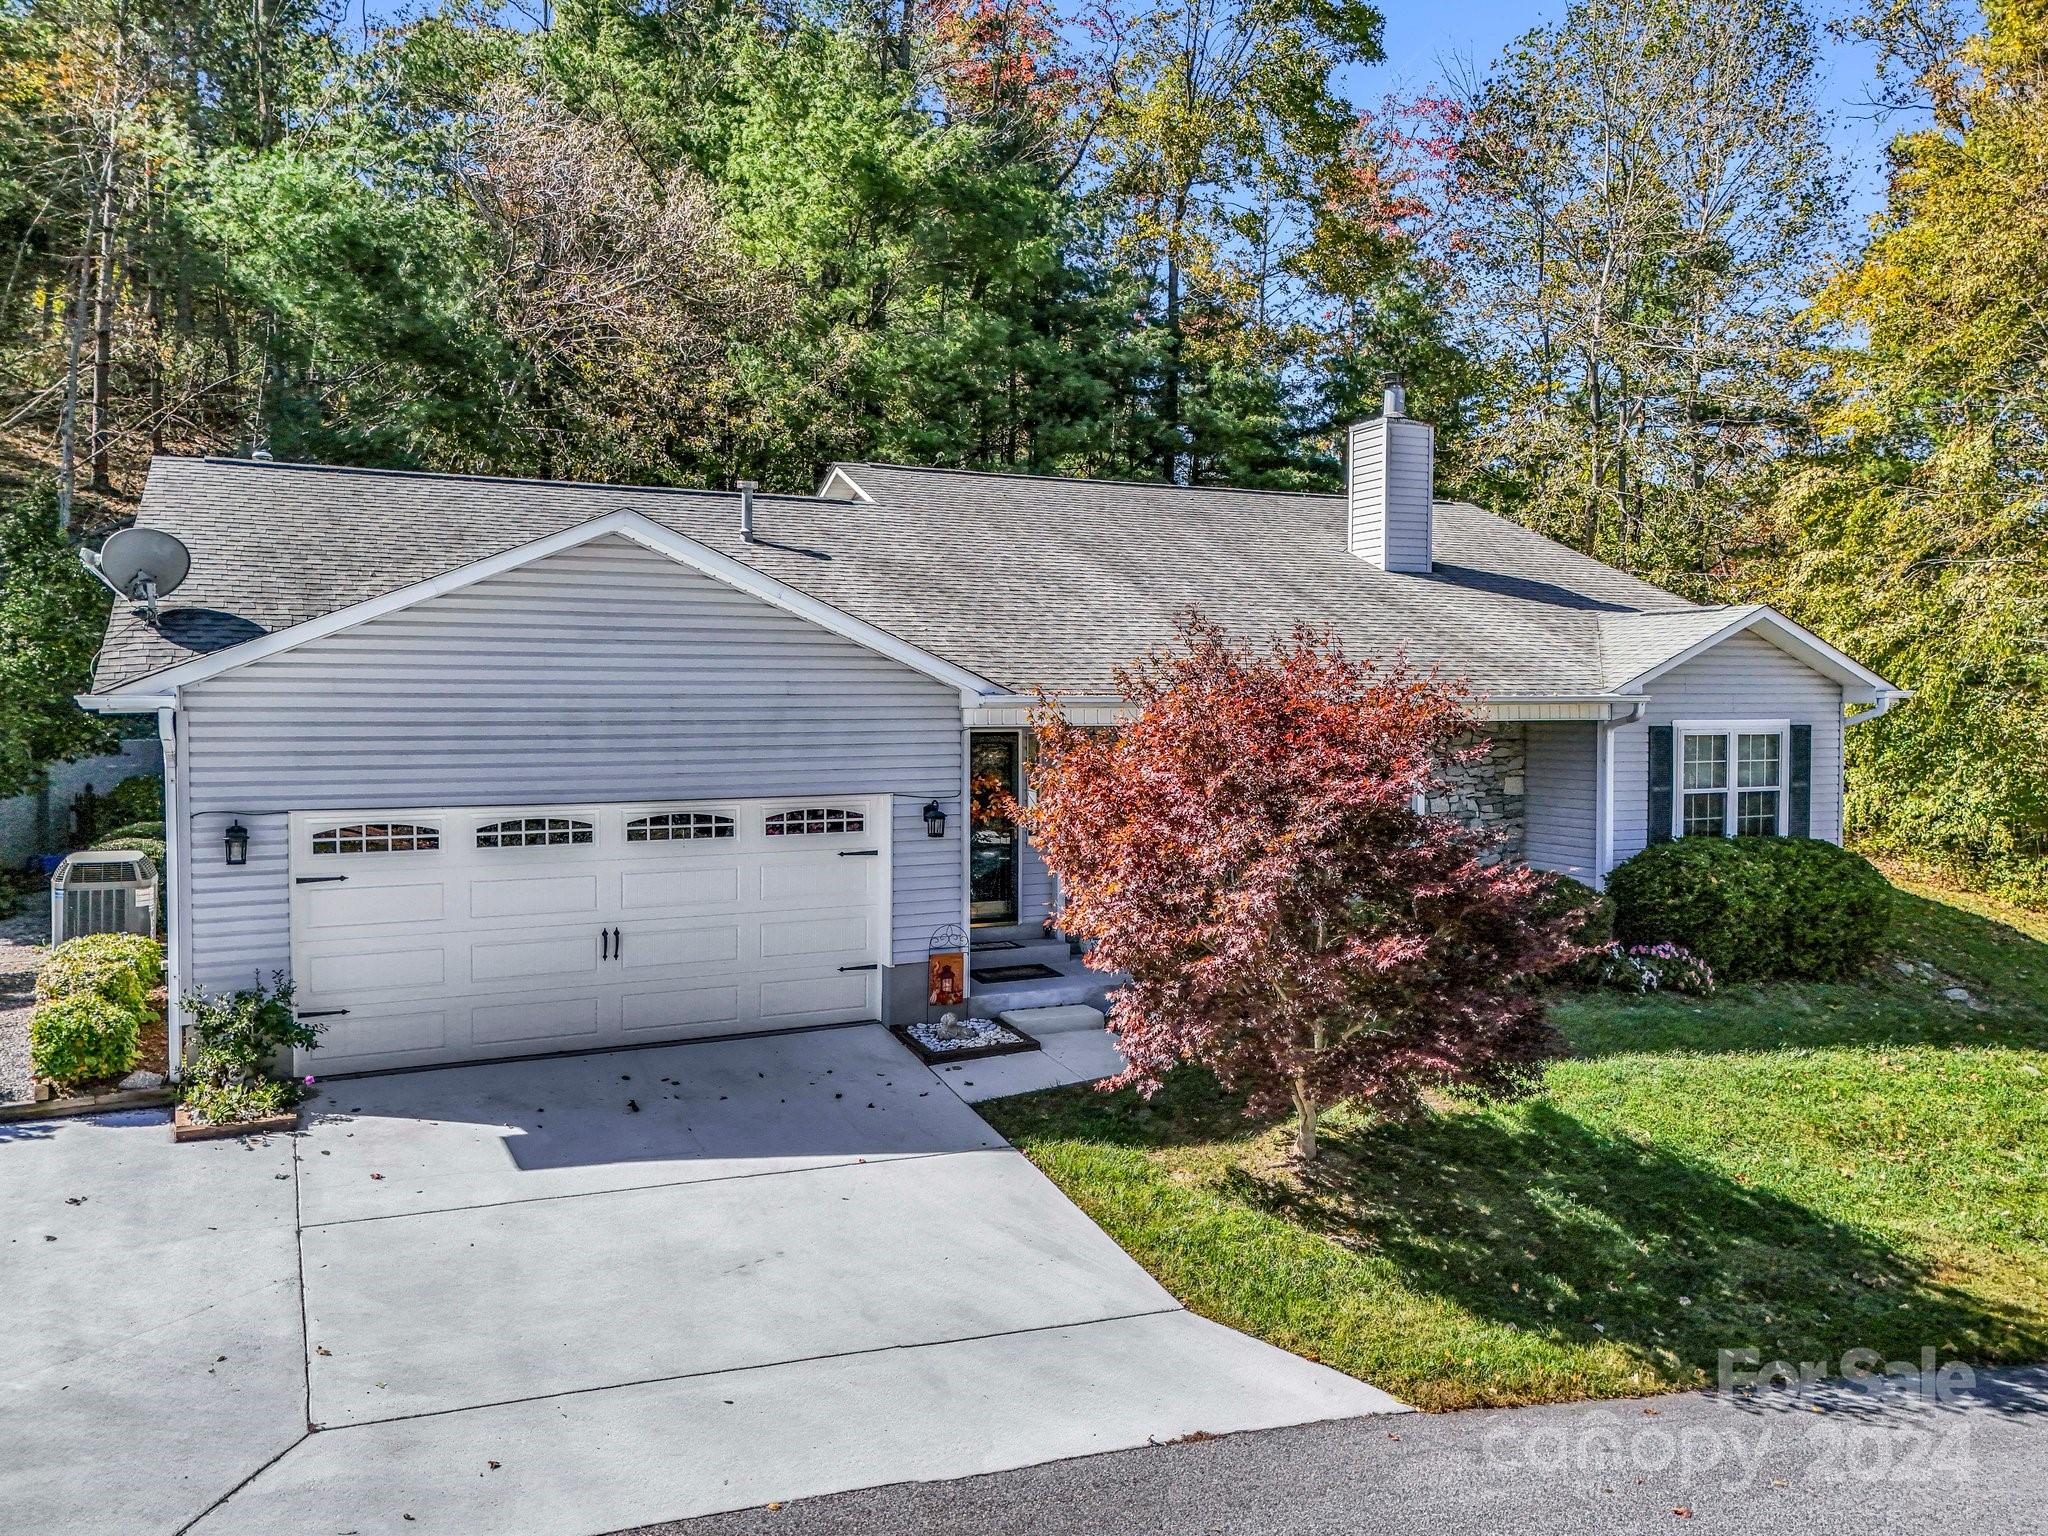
[889,1013,1041,1065]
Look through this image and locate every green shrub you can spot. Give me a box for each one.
[1608,837,1892,983]
[30,992,142,1086]
[1538,874,1615,948]
[98,819,164,842]
[34,933,165,1012]
[100,773,163,827]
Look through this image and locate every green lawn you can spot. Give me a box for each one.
[981,869,2048,1410]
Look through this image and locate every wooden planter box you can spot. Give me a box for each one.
[171,1103,300,1142]
[0,1085,174,1123]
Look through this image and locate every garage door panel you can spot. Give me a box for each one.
[468,872,600,920]
[758,858,876,907]
[322,1007,453,1065]
[758,971,872,1022]
[620,983,743,1034]
[619,865,741,913]
[305,946,446,996]
[617,920,742,972]
[470,931,602,985]
[472,992,604,1046]
[759,913,873,960]
[301,881,446,931]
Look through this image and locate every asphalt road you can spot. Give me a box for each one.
[621,1364,2048,1536]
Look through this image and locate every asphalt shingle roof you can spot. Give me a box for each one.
[92,456,1725,697]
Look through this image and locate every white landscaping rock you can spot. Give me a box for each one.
[120,1070,166,1091]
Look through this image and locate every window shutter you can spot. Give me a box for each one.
[1648,725,1674,844]
[1789,723,1812,838]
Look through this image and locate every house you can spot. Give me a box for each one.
[80,393,1906,1077]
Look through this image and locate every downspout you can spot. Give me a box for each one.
[156,699,185,1081]
[1593,700,1647,890]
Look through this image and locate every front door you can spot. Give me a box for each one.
[970,733,1020,925]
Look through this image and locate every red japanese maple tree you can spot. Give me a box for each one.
[1022,617,1577,1159]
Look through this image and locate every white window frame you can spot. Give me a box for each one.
[1672,719,1790,840]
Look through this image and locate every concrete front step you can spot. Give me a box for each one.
[994,1004,1108,1037]
[969,937,1076,970]
[967,969,1118,1020]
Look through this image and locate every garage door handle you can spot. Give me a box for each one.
[295,875,348,885]
[298,1008,350,1019]
[838,963,878,972]
[600,928,609,960]
[612,926,622,960]
[838,849,880,858]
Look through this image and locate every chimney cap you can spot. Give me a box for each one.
[1382,381,1406,418]
[736,478,759,491]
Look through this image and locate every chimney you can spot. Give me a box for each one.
[1346,383,1434,573]
[737,480,757,542]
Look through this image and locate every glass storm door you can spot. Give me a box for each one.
[970,733,1021,924]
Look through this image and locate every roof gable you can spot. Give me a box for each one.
[86,503,999,701]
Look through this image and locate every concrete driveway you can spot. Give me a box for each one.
[0,1023,1400,1536]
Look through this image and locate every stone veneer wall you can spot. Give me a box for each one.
[1429,726,1526,860]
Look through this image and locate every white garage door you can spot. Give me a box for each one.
[288,798,888,1075]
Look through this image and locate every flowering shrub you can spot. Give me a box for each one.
[1593,941,1716,997]
[179,973,324,1125]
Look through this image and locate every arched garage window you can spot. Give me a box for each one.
[476,817,594,848]
[764,807,865,836]
[311,823,440,855]
[627,812,735,842]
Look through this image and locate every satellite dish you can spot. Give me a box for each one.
[85,528,192,619]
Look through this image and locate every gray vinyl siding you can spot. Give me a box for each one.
[1347,417,1434,573]
[1019,838,1056,929]
[1523,723,1599,881]
[1610,629,1844,868]
[176,535,963,990]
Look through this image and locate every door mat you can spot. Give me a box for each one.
[970,963,1064,985]
[969,939,1022,952]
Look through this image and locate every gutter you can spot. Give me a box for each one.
[1847,690,1912,727]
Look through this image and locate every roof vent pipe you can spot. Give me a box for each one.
[737,480,757,542]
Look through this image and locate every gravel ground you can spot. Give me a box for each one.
[0,901,51,1103]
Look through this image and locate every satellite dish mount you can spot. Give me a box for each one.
[83,528,193,623]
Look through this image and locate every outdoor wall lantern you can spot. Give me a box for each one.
[224,821,249,866]
[923,801,948,839]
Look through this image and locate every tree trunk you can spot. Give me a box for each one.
[89,149,118,493]
[1291,1075,1319,1161]
[57,252,90,531]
